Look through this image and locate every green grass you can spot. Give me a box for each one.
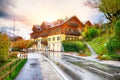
[0,59,19,77]
[87,33,120,60]
[4,59,27,80]
[0,58,16,67]
[87,34,113,60]
[88,34,110,55]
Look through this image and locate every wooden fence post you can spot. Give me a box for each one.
[9,64,12,77]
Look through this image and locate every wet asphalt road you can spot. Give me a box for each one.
[15,53,43,80]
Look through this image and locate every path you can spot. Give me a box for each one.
[85,42,120,67]
[15,52,63,80]
[85,42,98,59]
[15,53,43,80]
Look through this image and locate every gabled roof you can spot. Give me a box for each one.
[84,20,93,26]
[40,15,84,29]
[32,15,84,33]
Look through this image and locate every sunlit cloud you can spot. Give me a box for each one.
[0,0,104,39]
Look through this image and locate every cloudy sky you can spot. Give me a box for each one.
[0,0,105,39]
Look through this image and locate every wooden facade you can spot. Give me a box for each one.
[30,16,93,51]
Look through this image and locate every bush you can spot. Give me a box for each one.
[114,21,120,36]
[62,41,86,52]
[108,36,120,52]
[111,54,120,60]
[83,27,99,41]
[9,52,18,58]
[107,20,120,53]
[88,28,98,38]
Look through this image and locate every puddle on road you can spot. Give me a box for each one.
[30,63,38,68]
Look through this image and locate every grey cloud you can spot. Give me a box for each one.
[0,26,18,33]
[0,0,31,25]
[0,0,15,19]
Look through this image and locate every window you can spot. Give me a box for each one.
[65,37,68,40]
[48,38,51,41]
[74,37,76,40]
[76,29,80,34]
[71,29,74,32]
[52,37,55,41]
[38,39,41,42]
[71,37,73,40]
[55,28,60,32]
[57,36,60,40]
[57,28,60,32]
[56,29,58,32]
[65,37,70,40]
[65,28,69,32]
[35,40,37,42]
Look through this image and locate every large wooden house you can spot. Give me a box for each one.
[30,16,91,51]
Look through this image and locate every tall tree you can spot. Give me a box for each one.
[99,0,120,22]
[0,33,10,62]
[84,0,120,22]
[12,40,33,51]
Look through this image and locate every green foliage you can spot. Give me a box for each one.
[62,41,87,53]
[114,21,120,36]
[86,0,120,22]
[12,40,33,51]
[83,27,99,41]
[26,40,34,49]
[88,34,109,55]
[98,54,112,60]
[9,52,18,58]
[87,28,98,38]
[4,59,27,80]
[0,33,10,62]
[111,54,120,60]
[99,0,120,22]
[107,20,120,53]
[107,36,120,53]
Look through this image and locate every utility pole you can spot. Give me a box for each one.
[12,16,15,53]
[13,16,15,35]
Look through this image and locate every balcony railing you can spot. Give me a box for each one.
[66,31,81,36]
[41,40,48,45]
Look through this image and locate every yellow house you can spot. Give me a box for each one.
[30,16,86,51]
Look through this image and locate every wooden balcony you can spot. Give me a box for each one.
[41,40,48,45]
[66,31,81,36]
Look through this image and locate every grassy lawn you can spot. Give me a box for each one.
[4,59,27,80]
[0,59,27,80]
[87,33,120,60]
[87,34,113,60]
[88,34,110,55]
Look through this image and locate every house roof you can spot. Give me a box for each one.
[84,20,93,26]
[39,15,83,29]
